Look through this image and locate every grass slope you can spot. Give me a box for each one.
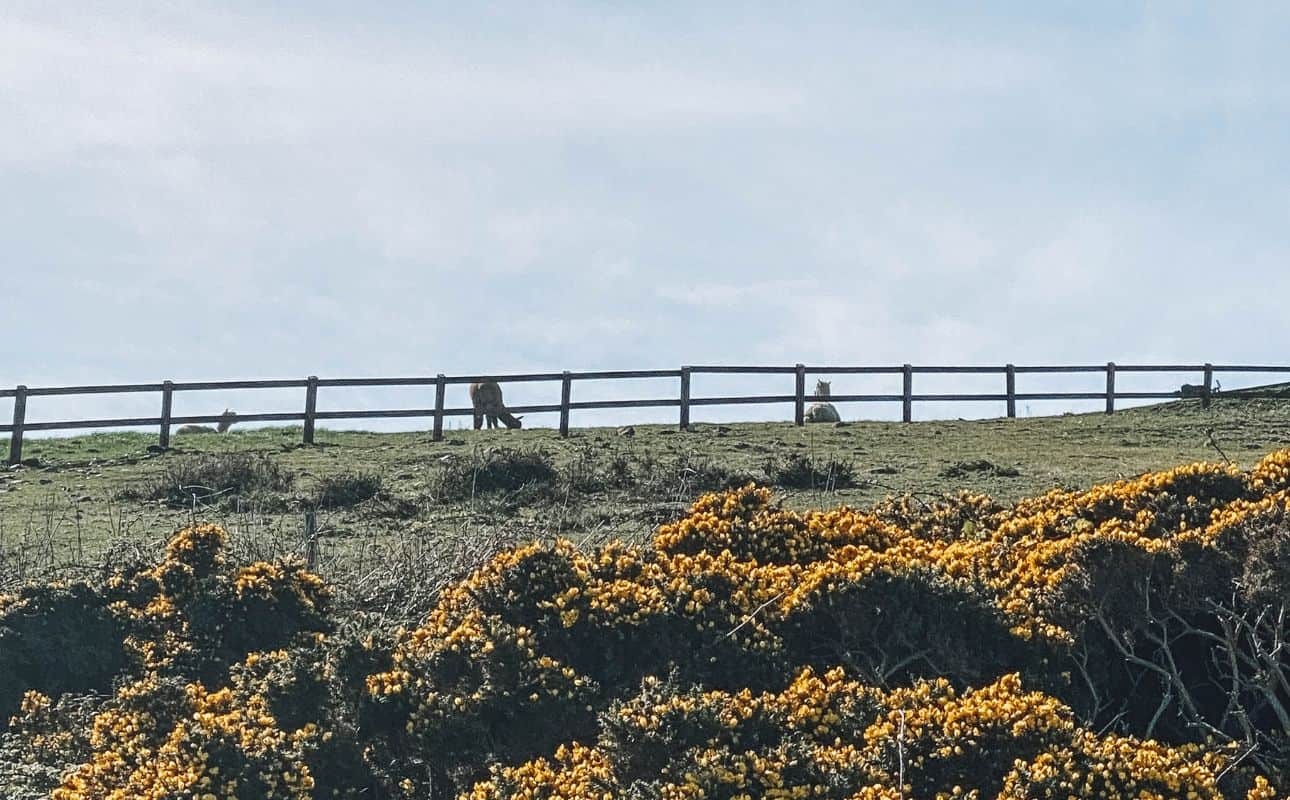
[2,395,1289,594]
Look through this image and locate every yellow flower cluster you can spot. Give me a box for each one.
[161,522,228,575]
[367,598,598,751]
[1248,449,1290,493]
[999,729,1229,799]
[232,561,328,608]
[53,654,320,800]
[18,688,51,716]
[94,524,331,671]
[5,689,83,761]
[467,743,615,800]
[470,669,1272,800]
[1245,776,1284,800]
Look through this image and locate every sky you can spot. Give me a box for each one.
[3,2,1289,430]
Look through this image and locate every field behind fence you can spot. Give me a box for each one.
[4,362,1290,465]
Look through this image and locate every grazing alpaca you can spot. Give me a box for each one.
[177,409,237,435]
[469,381,523,430]
[803,380,841,423]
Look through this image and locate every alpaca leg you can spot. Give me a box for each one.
[474,410,484,430]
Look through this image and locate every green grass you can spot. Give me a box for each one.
[3,395,1290,591]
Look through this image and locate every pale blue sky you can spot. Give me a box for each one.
[3,2,1288,428]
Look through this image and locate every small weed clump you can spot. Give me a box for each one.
[313,471,384,509]
[667,452,755,494]
[430,446,560,503]
[558,446,636,494]
[940,458,1021,478]
[598,450,753,500]
[122,453,294,510]
[560,445,754,498]
[763,452,856,489]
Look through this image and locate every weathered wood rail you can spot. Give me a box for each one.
[2,363,1288,465]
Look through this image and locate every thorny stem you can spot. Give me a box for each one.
[897,709,906,800]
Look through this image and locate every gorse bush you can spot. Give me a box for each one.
[0,584,131,724]
[0,525,330,716]
[123,452,295,509]
[364,453,1290,798]
[6,453,1290,797]
[0,524,337,798]
[468,671,1255,800]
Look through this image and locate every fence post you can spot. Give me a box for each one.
[1105,362,1116,414]
[794,364,806,426]
[559,371,572,438]
[304,508,318,571]
[1202,363,1214,409]
[1005,364,1016,419]
[432,374,446,441]
[303,376,319,444]
[159,380,174,450]
[7,385,27,465]
[679,367,691,431]
[902,365,913,423]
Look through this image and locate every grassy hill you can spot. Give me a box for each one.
[4,394,1289,600]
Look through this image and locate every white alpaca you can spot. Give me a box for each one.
[803,380,841,423]
[176,409,237,434]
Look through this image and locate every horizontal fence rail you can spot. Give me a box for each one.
[2,363,1289,464]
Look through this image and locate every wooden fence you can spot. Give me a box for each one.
[2,363,1288,465]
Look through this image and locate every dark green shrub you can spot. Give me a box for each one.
[314,471,384,509]
[122,452,294,509]
[430,446,559,502]
[763,452,856,489]
[558,445,636,494]
[0,584,131,722]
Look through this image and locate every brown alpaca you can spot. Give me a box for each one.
[468,381,523,430]
[177,409,237,434]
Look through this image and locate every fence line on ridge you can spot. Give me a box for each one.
[4,362,1289,465]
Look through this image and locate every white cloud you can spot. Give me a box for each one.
[3,2,1290,428]
[0,10,805,168]
[656,279,820,310]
